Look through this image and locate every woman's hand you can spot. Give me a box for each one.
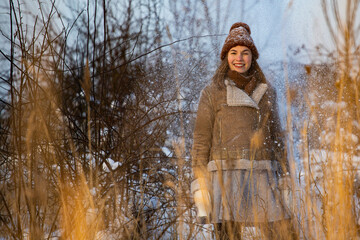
[191,178,212,223]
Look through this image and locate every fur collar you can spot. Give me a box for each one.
[225,79,268,109]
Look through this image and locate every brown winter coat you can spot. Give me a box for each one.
[191,79,289,223]
[192,80,287,176]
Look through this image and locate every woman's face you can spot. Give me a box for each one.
[227,46,252,74]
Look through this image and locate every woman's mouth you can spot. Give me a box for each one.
[234,63,245,68]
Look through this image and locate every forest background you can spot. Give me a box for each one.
[0,0,359,239]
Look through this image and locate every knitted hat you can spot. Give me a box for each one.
[220,22,259,60]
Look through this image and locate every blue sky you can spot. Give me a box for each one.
[0,0,352,65]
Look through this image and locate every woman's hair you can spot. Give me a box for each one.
[212,53,267,89]
[212,57,230,89]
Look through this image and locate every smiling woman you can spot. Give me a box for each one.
[190,22,298,240]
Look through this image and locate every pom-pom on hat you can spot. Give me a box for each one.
[220,22,259,60]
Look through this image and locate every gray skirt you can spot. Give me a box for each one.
[208,159,290,224]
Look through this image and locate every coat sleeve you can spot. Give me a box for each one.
[191,86,215,180]
[268,87,290,175]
